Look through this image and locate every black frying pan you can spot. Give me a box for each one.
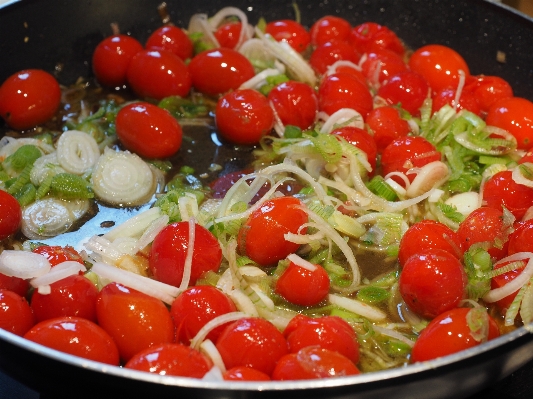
[1,1,533,398]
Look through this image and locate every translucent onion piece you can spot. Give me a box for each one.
[228,289,259,317]
[239,68,281,90]
[512,165,533,188]
[520,280,533,325]
[199,341,226,373]
[56,130,100,175]
[208,7,251,50]
[92,147,156,206]
[250,283,275,310]
[483,252,533,303]
[190,311,247,350]
[202,366,224,381]
[178,218,196,291]
[30,260,87,290]
[188,14,220,47]
[63,198,90,220]
[104,207,162,241]
[0,250,51,279]
[270,99,285,137]
[445,192,480,217]
[238,38,278,68]
[133,214,169,252]
[287,253,317,271]
[30,153,66,186]
[405,161,449,198]
[329,293,387,321]
[21,198,75,239]
[326,60,362,76]
[0,137,54,160]
[454,127,517,156]
[373,325,415,348]
[319,108,364,134]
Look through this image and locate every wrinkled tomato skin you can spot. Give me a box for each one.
[149,222,222,287]
[483,170,533,220]
[491,260,525,312]
[0,289,34,336]
[0,190,22,241]
[318,73,373,119]
[309,40,360,75]
[32,245,84,267]
[310,15,352,46]
[216,317,288,375]
[411,308,500,362]
[275,261,330,307]
[267,81,318,130]
[223,366,271,381]
[360,49,407,85]
[96,282,174,362]
[265,20,311,53]
[0,274,29,297]
[331,126,378,172]
[366,106,410,153]
[24,316,120,365]
[486,97,533,150]
[146,25,193,60]
[377,71,429,116]
[350,22,404,55]
[125,343,213,377]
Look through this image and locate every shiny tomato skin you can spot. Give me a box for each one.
[96,282,174,362]
[310,15,352,46]
[30,275,98,323]
[214,22,242,49]
[267,81,318,130]
[92,34,143,87]
[24,316,120,365]
[146,25,194,60]
[237,196,308,266]
[127,49,192,100]
[309,40,360,75]
[223,366,271,381]
[0,274,29,297]
[170,285,237,344]
[216,89,274,145]
[483,170,533,220]
[360,48,408,85]
[331,126,378,172]
[272,346,360,380]
[377,71,429,116]
[409,44,470,93]
[0,190,22,241]
[125,343,213,377]
[432,87,482,116]
[0,289,34,336]
[490,259,525,312]
[411,308,500,362]
[149,221,222,287]
[216,317,288,375]
[188,48,255,96]
[116,102,182,158]
[508,219,533,255]
[398,220,463,268]
[366,106,411,152]
[0,69,61,130]
[275,260,330,306]
[350,22,405,55]
[399,248,467,319]
[465,75,513,113]
[486,97,533,150]
[265,20,311,53]
[318,73,373,118]
[32,245,84,267]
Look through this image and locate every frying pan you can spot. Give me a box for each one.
[1,0,533,398]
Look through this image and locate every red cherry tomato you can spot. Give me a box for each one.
[519,150,533,165]
[0,274,29,297]
[188,48,255,96]
[331,126,378,172]
[149,221,222,287]
[411,307,500,362]
[0,190,22,240]
[214,22,242,49]
[349,22,405,55]
[216,89,274,145]
[32,245,84,267]
[275,260,330,306]
[366,106,411,152]
[483,170,533,220]
[360,49,407,85]
[310,16,352,46]
[237,196,308,266]
[272,346,360,380]
[125,343,213,377]
[146,25,194,60]
[126,49,192,100]
[96,282,174,362]
[223,366,271,381]
[216,317,288,375]
[486,97,533,150]
[432,86,482,116]
[170,285,237,344]
[116,102,183,158]
[265,20,311,53]
[464,75,513,113]
[399,248,467,319]
[309,40,360,75]
[267,81,318,130]
[30,275,98,323]
[0,69,61,130]
[318,73,373,118]
[284,314,359,363]
[330,63,367,86]
[0,289,34,336]
[409,44,470,93]
[398,220,463,268]
[490,259,525,312]
[508,219,533,255]
[377,71,429,116]
[24,316,120,365]
[92,34,143,87]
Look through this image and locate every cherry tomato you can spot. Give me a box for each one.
[483,170,533,220]
[360,48,407,85]
[284,314,359,363]
[0,274,29,297]
[464,75,513,113]
[408,44,470,93]
[398,220,463,268]
[149,221,222,287]
[330,63,367,86]
[126,49,192,100]
[309,40,360,75]
[267,81,318,130]
[216,317,288,375]
[96,282,174,362]
[265,20,311,53]
[214,22,242,49]
[146,25,194,60]
[490,259,525,312]
[411,307,500,362]
[432,86,482,115]
[170,285,237,344]
[377,71,429,116]
[331,126,378,172]
[32,245,84,267]
[0,69,61,130]
[519,150,533,165]
[486,97,533,150]
[272,346,360,380]
[0,190,22,241]
[508,219,533,255]
[318,73,373,118]
[237,196,308,266]
[223,366,271,381]
[0,289,34,336]
[188,48,255,96]
[30,275,98,323]
[310,16,351,46]
[215,89,274,145]
[92,34,143,87]
[399,248,467,319]
[24,316,119,365]
[275,260,330,306]
[366,106,411,152]
[349,22,405,55]
[125,343,213,377]
[116,102,182,158]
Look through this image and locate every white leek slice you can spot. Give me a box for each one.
[190,311,247,350]
[406,161,449,198]
[56,130,100,175]
[21,198,75,239]
[445,192,480,217]
[208,7,251,50]
[30,153,66,186]
[238,38,278,69]
[103,207,162,241]
[287,253,317,271]
[512,164,533,188]
[188,14,220,48]
[319,108,364,134]
[30,261,87,293]
[0,137,54,160]
[329,293,387,321]
[199,341,226,373]
[484,252,533,303]
[91,147,156,206]
[0,250,51,279]
[239,68,282,90]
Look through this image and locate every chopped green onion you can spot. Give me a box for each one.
[14,183,36,207]
[366,176,398,201]
[50,173,93,199]
[2,144,41,173]
[284,125,302,139]
[356,286,390,304]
